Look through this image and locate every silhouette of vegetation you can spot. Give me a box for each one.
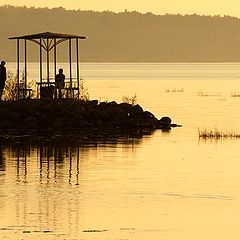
[2,5,240,62]
[3,71,18,101]
[79,79,90,101]
[198,128,240,139]
[122,94,137,106]
[197,91,222,97]
[165,88,184,93]
[231,92,240,97]
[3,70,36,100]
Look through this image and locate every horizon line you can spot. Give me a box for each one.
[1,4,240,19]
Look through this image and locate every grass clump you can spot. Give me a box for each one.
[197,91,221,97]
[122,94,137,106]
[198,128,240,139]
[165,88,184,93]
[231,93,240,97]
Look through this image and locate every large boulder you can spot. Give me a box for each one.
[159,117,172,125]
[23,117,39,129]
[86,108,101,123]
[156,116,172,129]
[0,108,20,121]
[131,104,144,116]
[143,111,156,120]
[119,102,132,111]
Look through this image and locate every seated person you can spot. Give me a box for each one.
[55,68,65,98]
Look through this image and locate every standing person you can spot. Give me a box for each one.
[0,61,6,100]
[55,68,65,98]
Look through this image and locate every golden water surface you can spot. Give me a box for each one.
[1,63,240,239]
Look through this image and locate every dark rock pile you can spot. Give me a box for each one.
[0,99,181,131]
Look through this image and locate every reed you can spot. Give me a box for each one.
[231,93,240,97]
[197,91,221,97]
[165,88,184,93]
[198,128,240,139]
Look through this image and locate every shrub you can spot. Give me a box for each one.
[122,94,137,106]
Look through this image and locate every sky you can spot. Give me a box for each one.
[1,0,240,17]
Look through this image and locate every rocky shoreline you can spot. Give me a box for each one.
[0,99,181,141]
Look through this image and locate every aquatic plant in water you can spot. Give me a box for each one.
[198,128,240,139]
[165,88,184,93]
[197,91,221,97]
[231,93,240,97]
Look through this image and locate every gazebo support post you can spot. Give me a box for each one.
[69,38,72,98]
[24,39,27,99]
[39,38,43,99]
[54,39,57,80]
[76,38,80,99]
[17,39,20,100]
[47,38,50,83]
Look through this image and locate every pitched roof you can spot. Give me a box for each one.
[9,31,87,40]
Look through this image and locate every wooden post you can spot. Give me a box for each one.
[54,39,57,80]
[40,38,42,83]
[17,39,20,100]
[24,39,27,99]
[69,38,72,98]
[76,38,80,99]
[39,38,42,99]
[47,38,50,83]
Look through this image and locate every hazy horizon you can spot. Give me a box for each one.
[2,6,240,62]
[2,0,240,18]
[2,4,240,19]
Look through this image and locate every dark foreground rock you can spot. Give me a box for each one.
[0,99,181,136]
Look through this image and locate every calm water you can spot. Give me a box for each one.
[2,63,240,239]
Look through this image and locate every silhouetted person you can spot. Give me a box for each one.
[0,61,6,100]
[55,68,65,99]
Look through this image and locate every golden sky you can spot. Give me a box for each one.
[2,0,240,17]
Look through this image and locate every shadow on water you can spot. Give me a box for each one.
[0,128,171,238]
[0,147,5,172]
[0,128,159,181]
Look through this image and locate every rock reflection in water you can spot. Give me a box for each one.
[0,147,5,172]
[0,132,150,239]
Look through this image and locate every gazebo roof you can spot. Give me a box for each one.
[9,31,87,40]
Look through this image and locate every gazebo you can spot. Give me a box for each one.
[9,32,87,99]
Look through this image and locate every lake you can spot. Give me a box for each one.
[1,62,240,239]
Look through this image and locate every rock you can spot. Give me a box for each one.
[131,104,144,116]
[53,119,65,128]
[0,108,20,121]
[86,100,98,108]
[143,111,156,120]
[0,120,15,129]
[107,101,118,107]
[159,117,172,125]
[86,109,100,122]
[97,102,108,109]
[104,102,118,118]
[170,123,182,128]
[156,117,172,129]
[24,117,39,129]
[116,108,129,122]
[119,102,132,111]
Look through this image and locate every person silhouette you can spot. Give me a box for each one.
[55,68,65,98]
[0,61,6,100]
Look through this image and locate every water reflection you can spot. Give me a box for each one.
[0,147,5,172]
[0,133,149,239]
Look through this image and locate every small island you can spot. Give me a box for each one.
[0,31,181,142]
